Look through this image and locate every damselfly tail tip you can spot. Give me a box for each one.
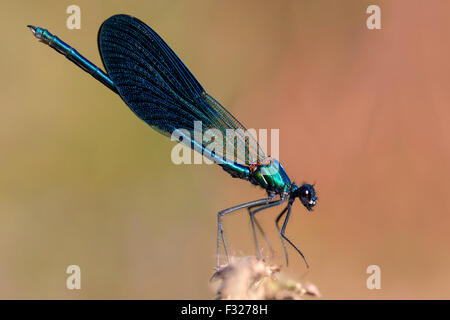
[27,25,37,35]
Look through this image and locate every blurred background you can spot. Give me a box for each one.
[1,0,450,299]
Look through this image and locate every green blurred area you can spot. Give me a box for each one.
[2,0,450,299]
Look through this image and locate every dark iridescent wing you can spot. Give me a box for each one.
[98,14,265,164]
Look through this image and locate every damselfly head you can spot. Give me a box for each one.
[296,184,317,211]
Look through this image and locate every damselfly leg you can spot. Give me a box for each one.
[247,205,274,256]
[248,198,287,259]
[217,197,277,268]
[276,202,309,268]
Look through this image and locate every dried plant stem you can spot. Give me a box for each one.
[210,256,321,300]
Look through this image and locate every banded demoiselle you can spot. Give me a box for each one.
[27,14,317,268]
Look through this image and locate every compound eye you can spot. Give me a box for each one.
[302,188,311,200]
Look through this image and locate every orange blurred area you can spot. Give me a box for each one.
[1,0,450,299]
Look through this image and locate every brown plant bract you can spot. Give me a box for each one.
[210,256,321,300]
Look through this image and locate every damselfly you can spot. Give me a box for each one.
[28,14,317,268]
